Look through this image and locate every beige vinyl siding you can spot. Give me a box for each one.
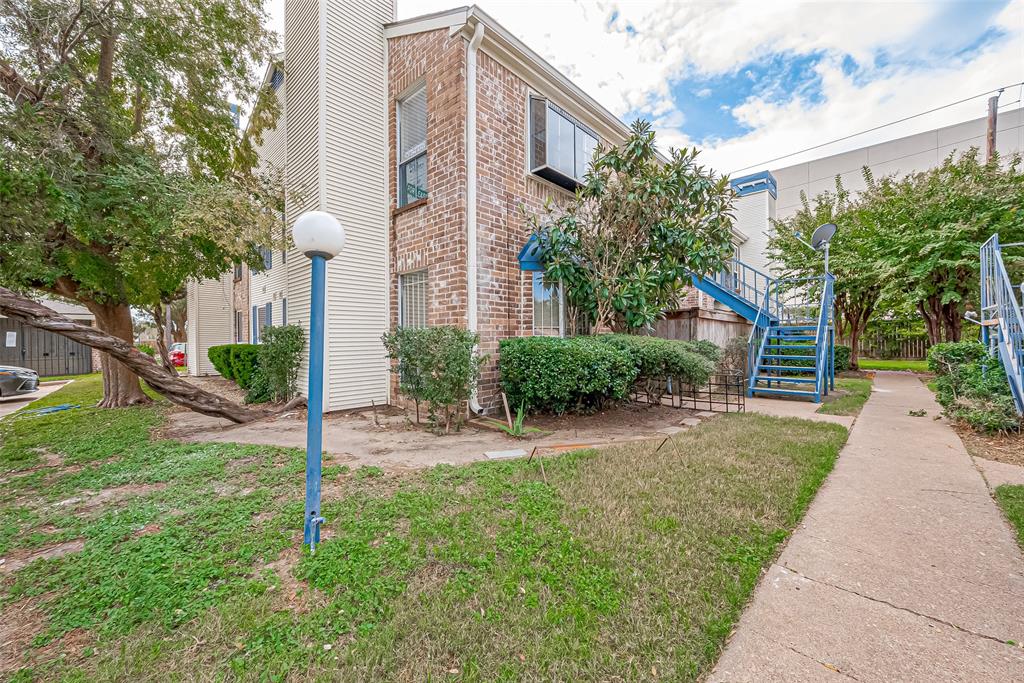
[249,82,290,329]
[321,0,392,410]
[284,0,324,407]
[731,190,775,276]
[185,274,233,376]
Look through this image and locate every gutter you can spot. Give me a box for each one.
[466,20,485,414]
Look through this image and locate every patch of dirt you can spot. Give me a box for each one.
[0,595,50,676]
[406,561,452,595]
[36,627,95,669]
[133,523,162,538]
[53,482,167,514]
[1,539,86,575]
[957,428,1024,468]
[257,547,323,613]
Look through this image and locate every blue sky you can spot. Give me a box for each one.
[266,0,1024,173]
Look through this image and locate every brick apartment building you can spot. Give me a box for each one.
[188,2,652,413]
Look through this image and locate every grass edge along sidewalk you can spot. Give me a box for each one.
[2,375,848,681]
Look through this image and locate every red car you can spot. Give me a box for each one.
[169,343,186,367]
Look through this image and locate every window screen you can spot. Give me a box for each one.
[398,86,428,206]
[532,272,562,337]
[399,271,427,329]
[235,310,244,343]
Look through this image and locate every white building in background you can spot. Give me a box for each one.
[731,108,1024,275]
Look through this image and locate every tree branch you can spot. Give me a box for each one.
[0,287,302,424]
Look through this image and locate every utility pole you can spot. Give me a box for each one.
[986,89,1002,162]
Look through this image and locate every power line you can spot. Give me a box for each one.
[729,81,1024,175]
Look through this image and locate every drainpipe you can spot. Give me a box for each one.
[466,21,485,414]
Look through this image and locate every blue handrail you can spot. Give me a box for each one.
[980,234,1024,414]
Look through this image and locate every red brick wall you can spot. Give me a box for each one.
[387,32,600,412]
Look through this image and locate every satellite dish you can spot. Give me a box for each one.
[810,223,837,251]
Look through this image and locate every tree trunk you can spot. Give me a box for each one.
[90,302,152,408]
[848,324,862,370]
[151,306,178,375]
[942,301,963,343]
[918,298,943,346]
[0,288,297,423]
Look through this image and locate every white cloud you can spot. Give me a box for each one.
[264,0,1024,175]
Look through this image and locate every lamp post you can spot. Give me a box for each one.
[293,211,346,552]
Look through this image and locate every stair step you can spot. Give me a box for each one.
[754,375,816,384]
[768,334,816,341]
[761,354,816,360]
[750,387,818,398]
[758,365,817,372]
[773,325,817,331]
[764,343,815,349]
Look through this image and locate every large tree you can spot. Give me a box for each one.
[529,119,734,332]
[0,0,282,406]
[868,150,1024,345]
[769,176,883,369]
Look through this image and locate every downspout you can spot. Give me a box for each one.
[466,21,485,413]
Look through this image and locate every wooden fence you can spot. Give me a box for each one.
[856,334,930,360]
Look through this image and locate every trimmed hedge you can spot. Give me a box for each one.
[499,336,637,414]
[499,334,719,414]
[594,335,715,387]
[207,344,261,390]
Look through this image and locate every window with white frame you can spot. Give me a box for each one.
[398,85,427,206]
[532,271,562,336]
[399,270,427,328]
[529,96,598,191]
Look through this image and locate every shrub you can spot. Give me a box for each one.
[248,325,305,404]
[594,334,715,402]
[834,345,851,373]
[499,336,637,414]
[207,343,260,389]
[679,339,721,364]
[717,335,749,376]
[928,341,988,374]
[137,343,155,357]
[929,342,1019,433]
[207,344,236,380]
[229,345,261,390]
[382,326,485,433]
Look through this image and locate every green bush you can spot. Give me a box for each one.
[207,344,236,380]
[207,344,260,389]
[834,345,851,373]
[679,339,721,364]
[229,345,261,390]
[248,325,305,404]
[717,336,749,375]
[928,341,988,374]
[929,342,1019,433]
[382,326,486,433]
[499,336,637,414]
[594,334,715,401]
[137,343,155,357]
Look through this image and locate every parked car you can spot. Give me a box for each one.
[0,365,39,397]
[169,342,186,367]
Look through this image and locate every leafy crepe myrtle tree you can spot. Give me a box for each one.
[0,0,283,407]
[528,119,735,333]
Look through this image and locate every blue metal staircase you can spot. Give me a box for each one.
[692,259,835,403]
[980,235,1024,414]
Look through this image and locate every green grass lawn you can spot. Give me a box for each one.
[1,376,848,681]
[857,359,930,372]
[817,377,873,416]
[995,485,1024,550]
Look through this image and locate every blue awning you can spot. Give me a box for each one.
[518,234,544,272]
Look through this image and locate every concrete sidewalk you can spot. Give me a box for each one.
[710,372,1024,681]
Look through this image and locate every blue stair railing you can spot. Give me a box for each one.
[980,234,1024,414]
[691,257,782,323]
[746,274,834,402]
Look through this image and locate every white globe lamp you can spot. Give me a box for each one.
[293,210,345,260]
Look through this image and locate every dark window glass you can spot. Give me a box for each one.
[399,86,428,207]
[529,98,599,190]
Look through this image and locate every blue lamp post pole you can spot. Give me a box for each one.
[293,211,345,553]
